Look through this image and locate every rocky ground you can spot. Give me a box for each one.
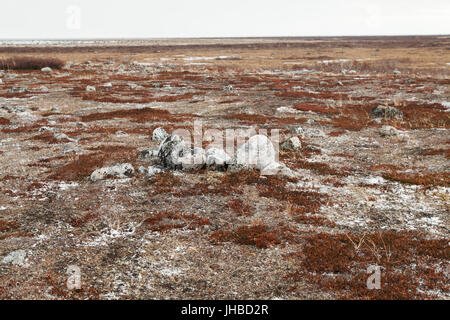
[0,36,449,299]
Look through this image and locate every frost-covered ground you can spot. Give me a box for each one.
[0,36,448,299]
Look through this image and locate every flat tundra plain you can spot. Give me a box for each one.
[0,36,449,299]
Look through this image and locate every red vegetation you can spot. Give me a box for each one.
[286,231,449,299]
[70,212,99,228]
[0,117,11,125]
[210,222,281,249]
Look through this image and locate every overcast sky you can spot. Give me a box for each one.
[1,0,449,39]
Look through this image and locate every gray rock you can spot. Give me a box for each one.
[152,127,169,143]
[2,249,28,267]
[393,70,401,75]
[222,85,233,91]
[371,105,403,119]
[86,85,96,92]
[7,87,27,94]
[205,148,231,169]
[90,163,135,181]
[115,130,128,137]
[147,165,164,177]
[379,125,405,137]
[229,135,276,171]
[41,67,52,73]
[260,162,295,177]
[0,79,3,85]
[295,127,326,138]
[281,136,302,150]
[38,126,57,133]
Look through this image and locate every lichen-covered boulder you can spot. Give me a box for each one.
[152,127,169,143]
[229,135,276,171]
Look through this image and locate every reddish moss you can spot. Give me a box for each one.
[286,231,449,299]
[0,117,11,125]
[70,212,99,228]
[210,223,281,249]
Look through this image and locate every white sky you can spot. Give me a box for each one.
[1,0,449,39]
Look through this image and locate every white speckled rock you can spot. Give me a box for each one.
[281,136,302,150]
[90,163,135,181]
[2,249,29,267]
[152,127,169,143]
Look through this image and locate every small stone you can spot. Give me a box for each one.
[41,67,52,73]
[86,85,96,92]
[371,105,403,119]
[222,85,233,91]
[295,127,326,138]
[393,70,401,75]
[2,250,28,267]
[115,130,128,137]
[90,163,135,181]
[281,136,302,150]
[0,79,3,85]
[379,125,404,137]
[147,165,164,177]
[261,162,295,177]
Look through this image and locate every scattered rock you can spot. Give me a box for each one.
[86,85,96,92]
[261,162,295,177]
[371,105,403,119]
[229,135,276,171]
[38,126,57,133]
[103,82,113,87]
[337,81,343,86]
[90,163,135,181]
[379,125,405,137]
[222,85,233,91]
[0,79,3,85]
[320,81,328,86]
[152,127,169,143]
[2,250,28,267]
[115,130,128,137]
[7,87,27,94]
[295,127,326,138]
[393,70,401,75]
[205,148,231,170]
[147,165,164,177]
[41,67,52,73]
[281,136,302,150]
